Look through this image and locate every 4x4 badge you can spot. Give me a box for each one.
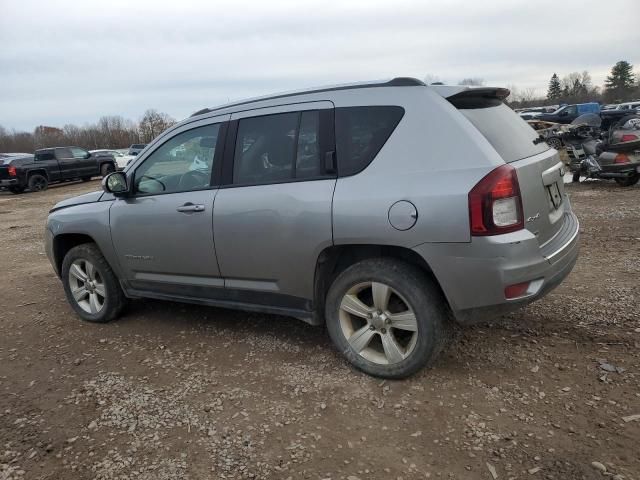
[527,212,540,222]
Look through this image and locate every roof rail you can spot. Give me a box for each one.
[190,77,426,117]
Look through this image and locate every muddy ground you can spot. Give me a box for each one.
[0,179,638,480]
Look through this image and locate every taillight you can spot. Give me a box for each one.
[8,166,17,177]
[614,153,630,164]
[469,164,524,236]
[621,134,638,142]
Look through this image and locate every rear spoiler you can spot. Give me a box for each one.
[430,85,511,108]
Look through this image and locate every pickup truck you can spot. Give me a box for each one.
[0,147,115,194]
[537,102,601,124]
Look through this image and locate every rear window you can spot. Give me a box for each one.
[335,106,404,176]
[132,144,146,149]
[35,151,55,161]
[455,102,549,163]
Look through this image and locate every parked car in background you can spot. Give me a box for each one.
[90,149,131,170]
[45,78,579,378]
[537,102,601,124]
[127,144,147,156]
[605,101,640,111]
[0,147,116,193]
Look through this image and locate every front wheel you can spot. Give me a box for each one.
[325,258,450,379]
[614,174,640,187]
[572,172,581,183]
[61,243,126,323]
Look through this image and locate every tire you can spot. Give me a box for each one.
[8,186,25,194]
[61,243,126,323]
[572,172,581,183]
[614,174,640,187]
[81,176,92,182]
[546,137,562,150]
[27,174,48,192]
[100,163,115,177]
[325,258,449,379]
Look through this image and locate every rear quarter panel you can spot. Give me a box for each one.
[331,87,504,246]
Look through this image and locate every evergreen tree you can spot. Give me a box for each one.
[547,73,562,101]
[605,61,635,91]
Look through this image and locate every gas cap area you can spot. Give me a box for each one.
[388,200,418,231]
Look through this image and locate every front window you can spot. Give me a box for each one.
[134,124,220,195]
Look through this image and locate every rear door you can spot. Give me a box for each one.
[213,102,336,304]
[447,90,569,249]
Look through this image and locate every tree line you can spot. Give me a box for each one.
[0,109,176,154]
[426,60,639,109]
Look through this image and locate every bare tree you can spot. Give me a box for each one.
[459,78,485,86]
[138,109,176,143]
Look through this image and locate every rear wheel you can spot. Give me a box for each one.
[28,174,48,192]
[572,172,581,183]
[8,186,25,194]
[100,163,115,177]
[62,243,126,323]
[325,258,449,378]
[614,174,640,187]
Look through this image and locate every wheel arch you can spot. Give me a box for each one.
[27,168,49,180]
[312,244,449,325]
[52,233,99,276]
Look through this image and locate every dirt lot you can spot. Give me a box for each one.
[0,179,638,480]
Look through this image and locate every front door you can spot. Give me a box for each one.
[110,117,228,297]
[70,147,97,178]
[55,147,78,179]
[213,103,336,307]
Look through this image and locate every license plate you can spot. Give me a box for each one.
[547,182,563,209]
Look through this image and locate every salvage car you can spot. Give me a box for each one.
[1,148,116,193]
[45,78,580,378]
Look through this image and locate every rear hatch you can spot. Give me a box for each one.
[441,87,570,249]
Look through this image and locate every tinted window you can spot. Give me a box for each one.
[134,124,220,195]
[457,102,549,163]
[335,106,404,176]
[35,151,55,161]
[296,111,321,178]
[233,111,321,184]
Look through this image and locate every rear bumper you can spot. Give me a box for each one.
[413,211,580,325]
[0,179,19,187]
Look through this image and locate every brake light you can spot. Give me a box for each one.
[469,164,523,236]
[8,166,17,177]
[614,154,630,164]
[621,134,638,142]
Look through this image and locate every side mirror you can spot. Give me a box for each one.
[102,171,129,196]
[84,152,91,159]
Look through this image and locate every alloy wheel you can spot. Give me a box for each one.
[68,259,106,314]
[338,282,418,365]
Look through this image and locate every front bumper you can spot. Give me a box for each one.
[44,227,58,276]
[413,211,580,325]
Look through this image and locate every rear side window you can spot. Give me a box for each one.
[456,102,549,163]
[335,106,404,176]
[232,110,324,185]
[35,151,55,161]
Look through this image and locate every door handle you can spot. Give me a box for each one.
[176,203,205,213]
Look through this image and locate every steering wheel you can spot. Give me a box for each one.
[178,169,209,190]
[137,174,166,192]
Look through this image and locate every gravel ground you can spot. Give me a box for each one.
[0,178,638,480]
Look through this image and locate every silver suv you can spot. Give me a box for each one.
[45,78,579,378]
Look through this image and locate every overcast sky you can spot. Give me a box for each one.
[1,0,638,131]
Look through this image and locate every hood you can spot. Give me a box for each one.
[50,190,105,212]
